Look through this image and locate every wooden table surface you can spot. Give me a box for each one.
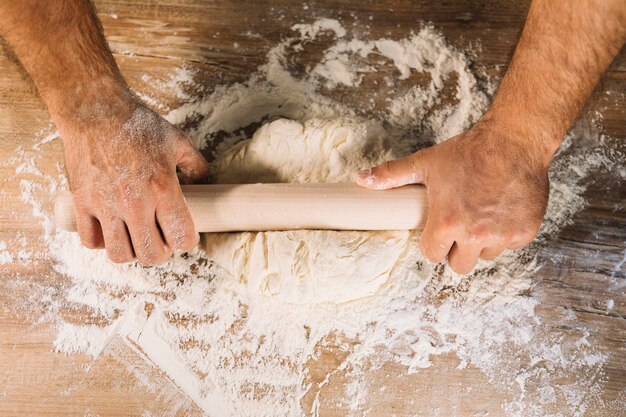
[0,1,624,416]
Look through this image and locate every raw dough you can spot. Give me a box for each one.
[204,118,412,304]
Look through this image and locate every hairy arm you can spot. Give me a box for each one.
[358,0,626,274]
[0,0,210,265]
[485,0,626,162]
[0,0,127,121]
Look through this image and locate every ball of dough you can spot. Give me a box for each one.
[212,118,396,184]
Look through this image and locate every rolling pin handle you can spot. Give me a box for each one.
[55,191,78,232]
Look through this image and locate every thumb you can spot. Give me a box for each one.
[175,134,211,184]
[356,151,427,190]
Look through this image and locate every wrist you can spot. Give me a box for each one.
[48,78,137,139]
[473,113,556,171]
[479,105,562,169]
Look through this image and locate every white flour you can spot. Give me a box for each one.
[0,241,13,264]
[5,18,624,417]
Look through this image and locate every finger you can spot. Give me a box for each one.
[100,217,135,263]
[418,206,458,264]
[175,134,211,184]
[508,228,539,250]
[126,211,172,266]
[448,242,482,275]
[419,226,455,265]
[480,246,506,261]
[508,240,531,251]
[156,188,199,252]
[75,211,104,249]
[356,151,427,190]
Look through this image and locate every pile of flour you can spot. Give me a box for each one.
[7,18,625,417]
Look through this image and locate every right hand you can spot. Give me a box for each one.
[356,120,550,274]
[57,95,210,266]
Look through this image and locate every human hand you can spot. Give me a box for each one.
[356,121,550,274]
[58,95,210,266]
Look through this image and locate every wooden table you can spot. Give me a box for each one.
[0,1,624,416]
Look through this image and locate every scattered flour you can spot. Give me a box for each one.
[5,17,624,417]
[0,241,13,265]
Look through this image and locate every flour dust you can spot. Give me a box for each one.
[4,18,625,417]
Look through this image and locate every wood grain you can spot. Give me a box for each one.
[0,1,624,416]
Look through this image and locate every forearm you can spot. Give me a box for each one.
[483,0,626,165]
[0,0,131,125]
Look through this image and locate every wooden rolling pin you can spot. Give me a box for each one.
[55,183,428,232]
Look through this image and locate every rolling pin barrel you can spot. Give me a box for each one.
[54,183,428,232]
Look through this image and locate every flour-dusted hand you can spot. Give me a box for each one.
[0,0,211,265]
[357,121,549,274]
[61,98,210,265]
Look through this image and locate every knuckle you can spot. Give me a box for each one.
[151,173,174,195]
[513,228,538,246]
[440,214,460,230]
[177,232,199,251]
[138,246,171,266]
[105,241,133,264]
[467,225,489,242]
[465,234,484,248]
[76,224,102,249]
[137,254,160,267]
[480,248,502,261]
[137,248,158,265]
[122,204,151,226]
[81,237,100,250]
[109,254,131,264]
[168,230,188,250]
[419,240,444,264]
[107,249,133,264]
[75,219,99,245]
[176,132,194,147]
[72,191,94,209]
[161,207,198,251]
[117,191,142,212]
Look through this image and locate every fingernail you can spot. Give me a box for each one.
[357,168,376,185]
[357,168,372,177]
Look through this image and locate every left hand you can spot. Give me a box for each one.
[356,120,550,274]
[59,96,210,266]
